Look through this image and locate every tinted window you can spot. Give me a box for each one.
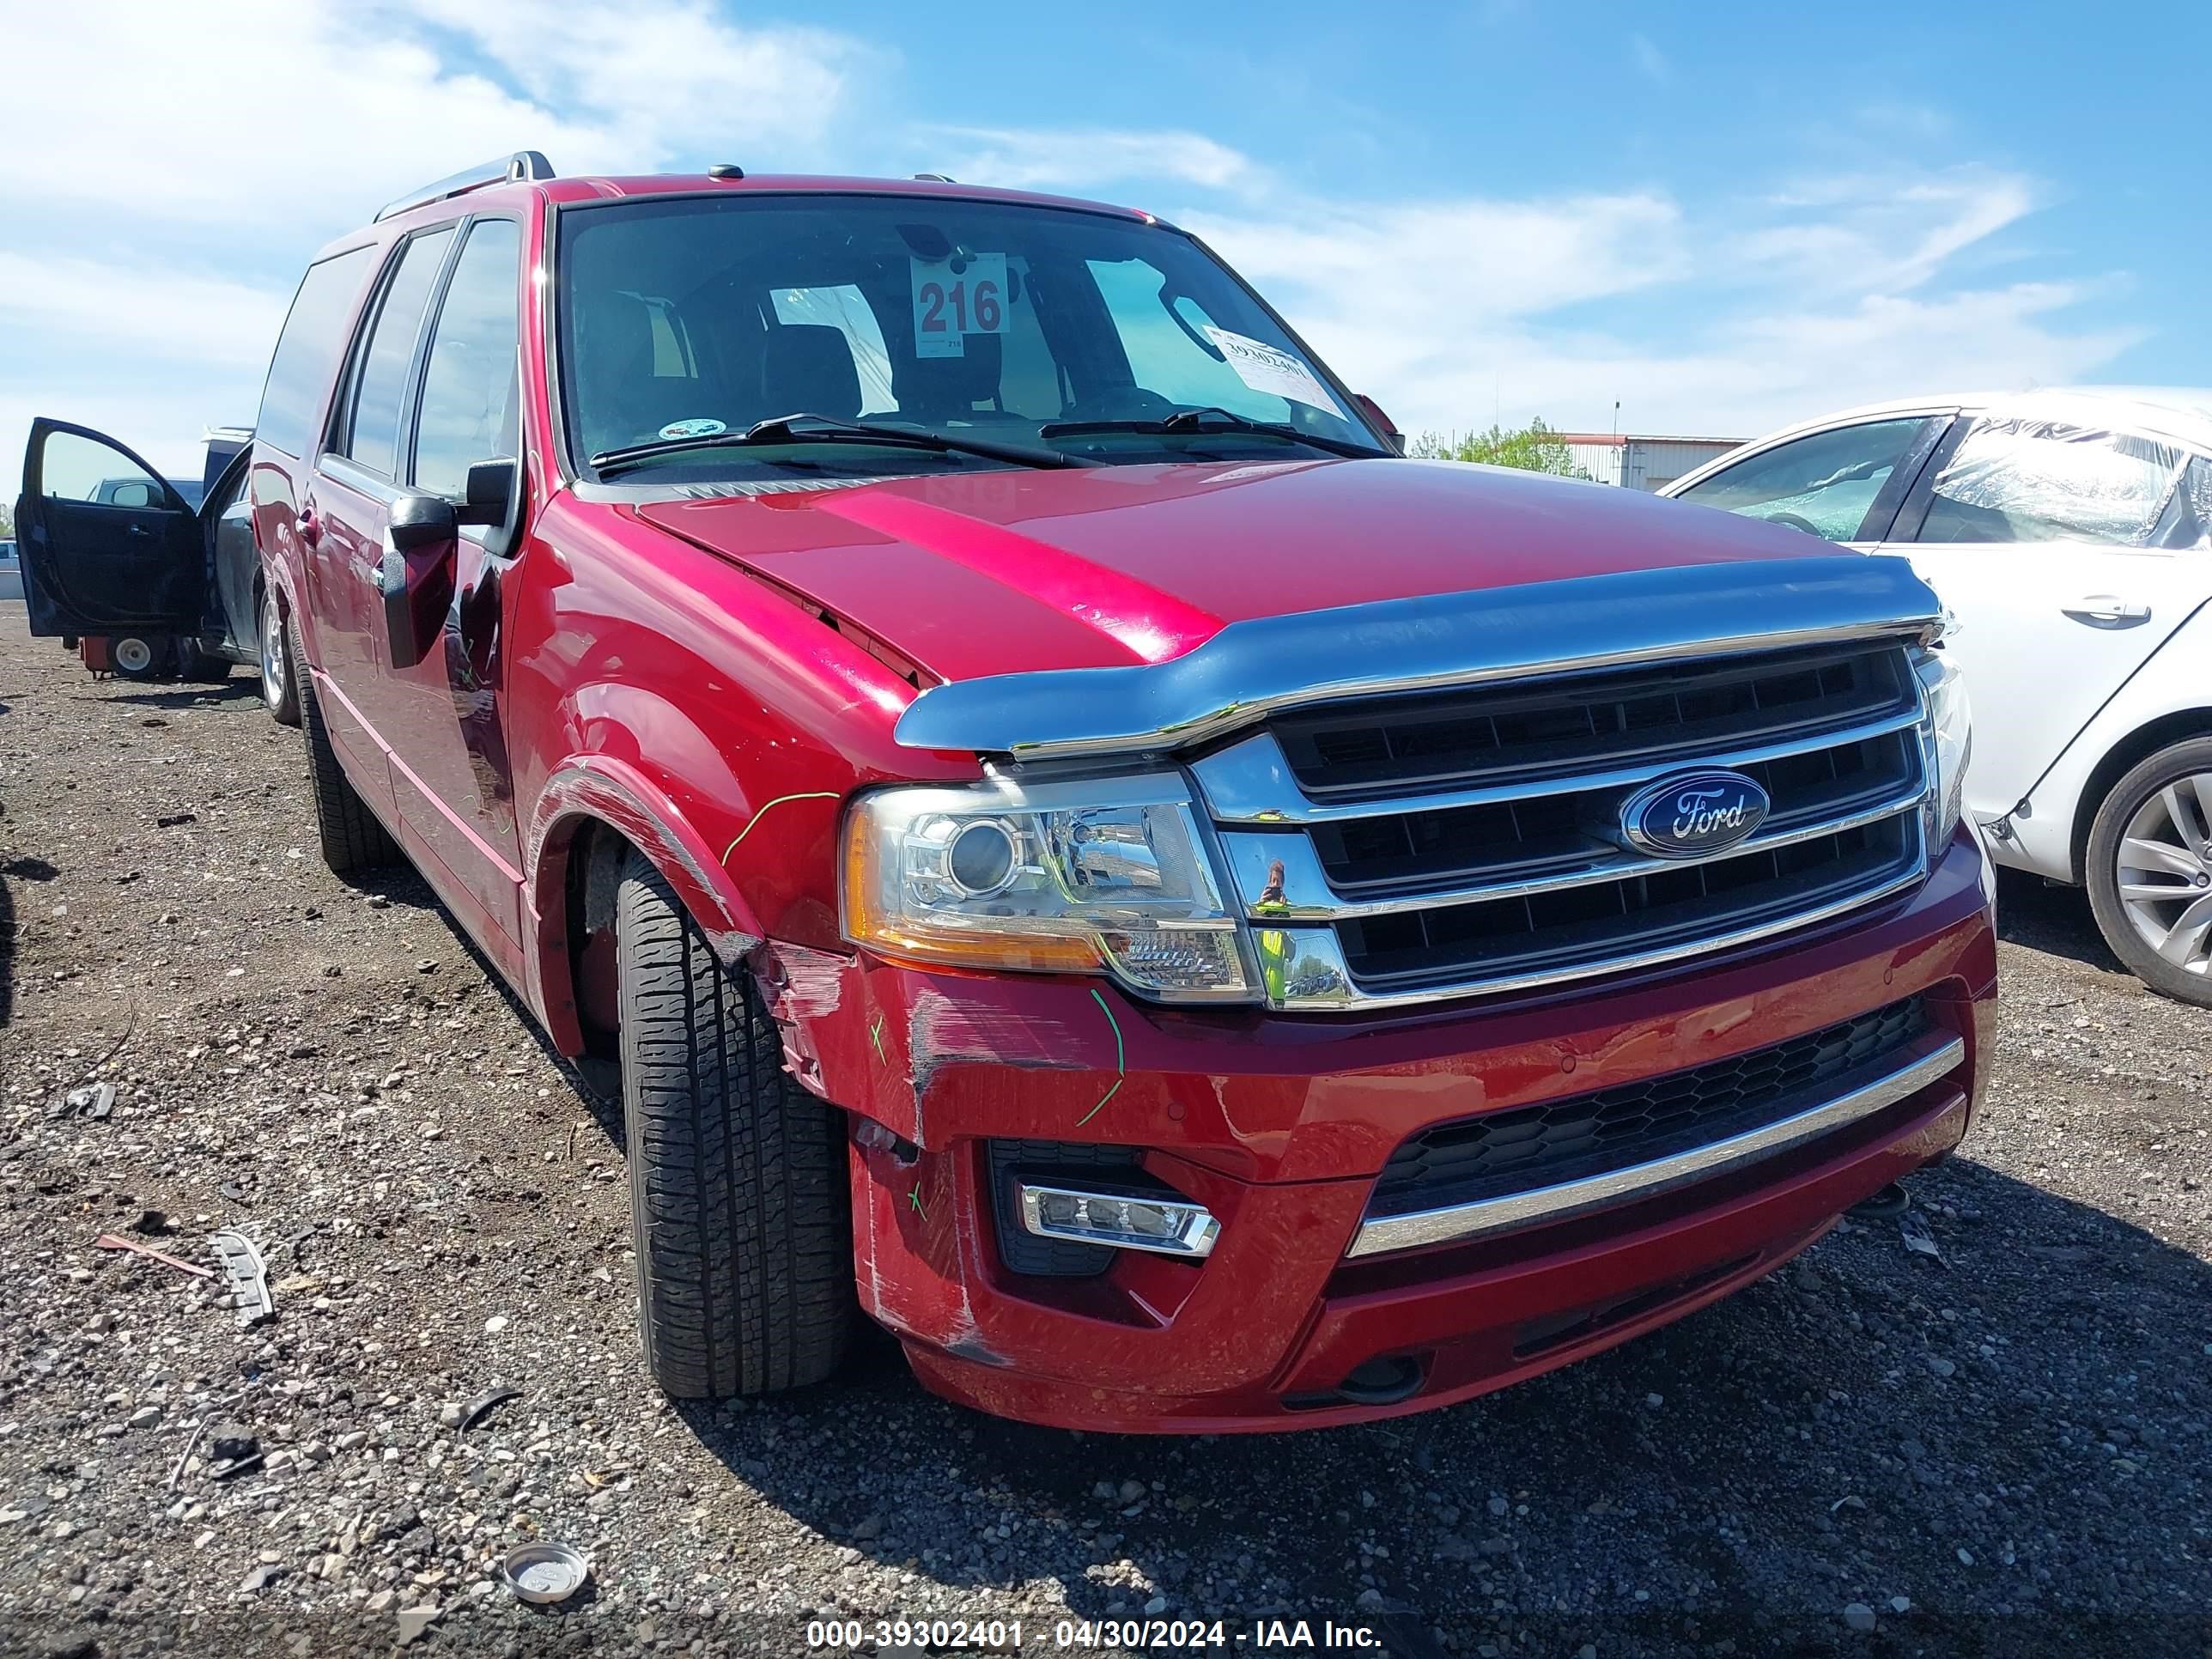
[1674,417,1932,541]
[339,228,454,477]
[42,432,177,508]
[413,220,521,496]
[257,246,374,458]
[1917,417,2188,547]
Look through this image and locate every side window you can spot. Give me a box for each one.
[335,228,455,477]
[1916,417,2187,548]
[40,431,181,510]
[772,285,895,413]
[257,246,375,459]
[1674,417,1934,541]
[2149,456,2212,551]
[413,220,522,497]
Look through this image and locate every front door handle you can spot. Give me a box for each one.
[2062,594,2150,628]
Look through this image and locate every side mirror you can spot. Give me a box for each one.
[379,492,459,669]
[387,491,456,551]
[1354,393,1405,456]
[458,458,515,527]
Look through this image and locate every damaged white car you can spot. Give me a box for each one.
[1666,388,2212,1005]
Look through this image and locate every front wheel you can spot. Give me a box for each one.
[617,851,855,1396]
[2085,737,2212,1006]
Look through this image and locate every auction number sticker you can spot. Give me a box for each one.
[1202,325,1336,410]
[910,252,1008,358]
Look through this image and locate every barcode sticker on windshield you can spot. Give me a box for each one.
[1202,326,1335,410]
[910,254,1008,359]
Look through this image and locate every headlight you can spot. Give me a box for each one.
[842,773,1253,1001]
[1914,645,1972,843]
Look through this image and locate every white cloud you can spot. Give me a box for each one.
[1630,33,1671,84]
[0,0,865,486]
[1182,165,2128,441]
[923,126,1261,193]
[0,254,288,368]
[0,1,862,231]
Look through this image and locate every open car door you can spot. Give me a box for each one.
[14,419,208,641]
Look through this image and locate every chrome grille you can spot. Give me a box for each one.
[1195,640,1935,1011]
[1274,644,1915,799]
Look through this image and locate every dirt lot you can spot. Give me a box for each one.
[0,607,2207,1659]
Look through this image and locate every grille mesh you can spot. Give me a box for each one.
[1368,996,1931,1217]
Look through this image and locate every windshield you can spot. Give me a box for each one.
[556,194,1388,481]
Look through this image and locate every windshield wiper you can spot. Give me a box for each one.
[590,412,1090,477]
[1039,406,1387,459]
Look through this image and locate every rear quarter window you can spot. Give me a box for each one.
[257,246,376,458]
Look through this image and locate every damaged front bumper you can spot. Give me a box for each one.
[781,827,1997,1432]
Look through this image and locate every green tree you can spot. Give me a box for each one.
[0,501,12,539]
[1409,419,1590,479]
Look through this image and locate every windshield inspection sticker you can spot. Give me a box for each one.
[910,252,1008,359]
[1202,326,1336,410]
[659,417,727,440]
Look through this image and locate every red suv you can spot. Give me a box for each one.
[14,155,1996,1431]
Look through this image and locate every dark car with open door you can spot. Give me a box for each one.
[13,422,299,722]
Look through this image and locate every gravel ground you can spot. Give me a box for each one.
[0,607,2207,1659]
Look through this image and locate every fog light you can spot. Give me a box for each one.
[1014,1182,1219,1258]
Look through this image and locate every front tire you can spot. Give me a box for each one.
[292,614,398,877]
[2086,737,2212,1007]
[616,851,854,1396]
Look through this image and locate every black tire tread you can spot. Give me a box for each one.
[291,615,398,875]
[2085,734,2212,1009]
[617,852,854,1395]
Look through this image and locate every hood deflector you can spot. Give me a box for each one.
[891,555,1944,759]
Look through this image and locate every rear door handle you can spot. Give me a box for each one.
[298,507,321,549]
[2062,594,2149,627]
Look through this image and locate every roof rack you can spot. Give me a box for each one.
[375,151,556,222]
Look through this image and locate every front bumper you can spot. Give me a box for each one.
[811,827,1997,1431]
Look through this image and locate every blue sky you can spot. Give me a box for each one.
[3,0,2206,482]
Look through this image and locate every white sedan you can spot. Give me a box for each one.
[1664,387,2212,1005]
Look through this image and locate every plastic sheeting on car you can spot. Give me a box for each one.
[1921,416,2208,550]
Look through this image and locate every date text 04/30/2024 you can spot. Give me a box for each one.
[805,1619,1390,1650]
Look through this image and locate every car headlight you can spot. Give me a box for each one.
[841,773,1254,1001]
[1914,645,1972,844]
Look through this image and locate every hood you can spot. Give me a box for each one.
[632,458,1845,684]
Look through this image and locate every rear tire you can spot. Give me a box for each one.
[2085,736,2212,1007]
[260,587,301,726]
[292,614,398,877]
[616,851,854,1396]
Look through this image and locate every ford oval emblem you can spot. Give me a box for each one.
[1620,769,1771,860]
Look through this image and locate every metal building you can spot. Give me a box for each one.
[1558,432,1743,491]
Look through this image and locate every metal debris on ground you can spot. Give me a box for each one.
[1898,1208,1945,1264]
[52,1082,116,1121]
[206,1430,264,1482]
[459,1386,521,1432]
[210,1228,274,1323]
[93,1231,215,1279]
